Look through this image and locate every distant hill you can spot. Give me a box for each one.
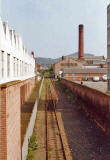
[35,52,94,65]
[35,57,57,65]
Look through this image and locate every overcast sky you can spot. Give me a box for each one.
[1,0,110,58]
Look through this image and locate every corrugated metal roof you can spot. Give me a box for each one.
[63,68,107,74]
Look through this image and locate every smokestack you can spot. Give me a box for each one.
[31,51,35,58]
[78,24,84,60]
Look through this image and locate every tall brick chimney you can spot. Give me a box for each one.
[31,51,35,58]
[78,24,84,60]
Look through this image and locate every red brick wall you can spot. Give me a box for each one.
[0,88,7,160]
[64,73,105,81]
[61,78,110,136]
[0,77,35,160]
[36,63,40,71]
[6,84,21,160]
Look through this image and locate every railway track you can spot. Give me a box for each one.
[45,79,70,160]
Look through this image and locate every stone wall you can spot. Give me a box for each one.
[61,78,110,135]
[0,77,35,160]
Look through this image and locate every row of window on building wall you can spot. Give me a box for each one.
[60,63,78,66]
[0,50,34,78]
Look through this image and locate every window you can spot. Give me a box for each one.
[25,63,26,74]
[7,54,10,77]
[20,60,22,76]
[22,62,24,76]
[67,63,73,66]
[61,63,64,66]
[87,60,93,65]
[108,62,110,76]
[61,63,75,67]
[17,59,18,76]
[1,51,4,77]
[13,57,16,77]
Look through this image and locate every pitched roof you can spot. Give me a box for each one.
[54,56,105,65]
[54,57,83,66]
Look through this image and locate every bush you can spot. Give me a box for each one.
[29,134,38,150]
[26,151,35,160]
[26,134,38,160]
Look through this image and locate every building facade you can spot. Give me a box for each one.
[54,56,83,77]
[36,63,40,71]
[107,5,110,91]
[0,16,35,84]
[53,24,106,78]
[0,15,36,160]
[63,68,107,81]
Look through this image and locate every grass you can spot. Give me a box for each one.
[21,113,31,144]
[56,129,60,135]
[49,152,54,158]
[26,134,39,160]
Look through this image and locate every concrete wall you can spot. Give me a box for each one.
[0,16,35,84]
[22,78,44,160]
[61,78,110,135]
[0,77,35,160]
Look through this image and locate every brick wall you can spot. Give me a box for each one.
[54,58,83,77]
[0,87,7,160]
[0,77,35,160]
[22,78,44,160]
[20,78,35,107]
[61,78,110,136]
[64,73,106,81]
[6,83,21,160]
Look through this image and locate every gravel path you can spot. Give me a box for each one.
[55,82,110,160]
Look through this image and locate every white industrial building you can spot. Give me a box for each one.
[0,16,36,84]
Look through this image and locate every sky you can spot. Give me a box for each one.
[1,0,110,58]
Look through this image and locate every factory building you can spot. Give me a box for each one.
[54,24,106,78]
[0,17,35,84]
[63,68,107,81]
[54,56,83,78]
[0,15,36,160]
